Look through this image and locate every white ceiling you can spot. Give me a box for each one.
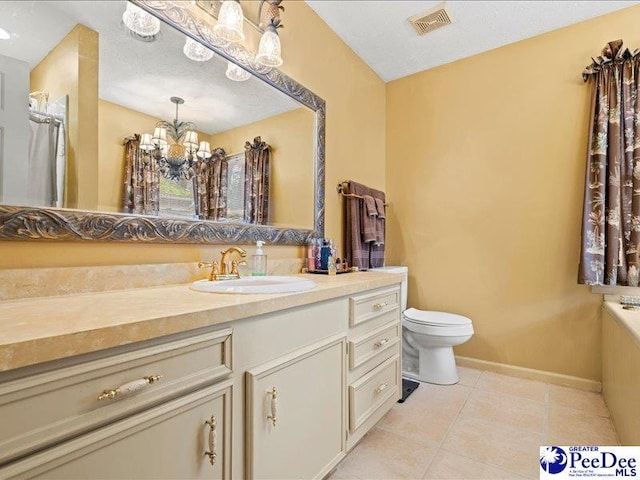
[0,1,300,135]
[305,0,640,82]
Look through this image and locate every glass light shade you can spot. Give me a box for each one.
[0,27,10,41]
[256,29,283,67]
[139,133,155,151]
[197,141,212,159]
[183,37,214,62]
[122,3,160,37]
[152,127,167,147]
[214,0,245,43]
[183,130,198,150]
[226,61,251,82]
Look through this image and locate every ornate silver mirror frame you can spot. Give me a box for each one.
[0,0,325,245]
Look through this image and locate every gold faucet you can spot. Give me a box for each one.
[198,247,247,281]
[220,247,247,275]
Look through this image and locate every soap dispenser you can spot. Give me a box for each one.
[252,241,267,276]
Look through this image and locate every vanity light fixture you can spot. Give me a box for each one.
[256,17,283,67]
[197,0,286,67]
[122,2,160,38]
[140,97,212,181]
[184,36,214,62]
[214,0,245,43]
[0,27,10,40]
[226,61,251,81]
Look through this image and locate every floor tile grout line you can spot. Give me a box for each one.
[437,372,477,449]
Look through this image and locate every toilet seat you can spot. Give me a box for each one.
[403,308,472,327]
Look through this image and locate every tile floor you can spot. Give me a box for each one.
[329,366,618,480]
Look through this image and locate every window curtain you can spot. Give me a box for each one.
[244,136,270,225]
[122,134,160,216]
[579,40,640,286]
[195,147,228,220]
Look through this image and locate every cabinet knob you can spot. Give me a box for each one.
[204,415,217,466]
[373,302,388,311]
[373,338,389,349]
[97,375,162,401]
[267,387,278,427]
[374,383,388,394]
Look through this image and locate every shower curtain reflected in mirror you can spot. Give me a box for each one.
[27,110,65,208]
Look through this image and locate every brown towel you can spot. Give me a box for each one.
[374,197,386,245]
[375,198,386,219]
[362,195,378,243]
[344,180,386,269]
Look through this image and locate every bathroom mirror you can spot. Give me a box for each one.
[0,0,325,244]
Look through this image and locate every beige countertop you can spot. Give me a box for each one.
[0,272,402,373]
[603,300,640,349]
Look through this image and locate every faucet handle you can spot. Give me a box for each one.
[198,261,220,281]
[230,259,247,276]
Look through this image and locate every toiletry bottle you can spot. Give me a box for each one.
[320,239,331,270]
[327,254,337,276]
[307,242,315,271]
[314,238,323,270]
[252,241,267,276]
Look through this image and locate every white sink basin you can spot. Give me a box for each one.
[190,276,316,294]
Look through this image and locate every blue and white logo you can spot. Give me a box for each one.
[540,446,568,474]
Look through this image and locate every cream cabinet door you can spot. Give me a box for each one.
[0,381,232,480]
[246,335,346,480]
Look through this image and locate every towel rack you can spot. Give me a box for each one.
[337,182,390,206]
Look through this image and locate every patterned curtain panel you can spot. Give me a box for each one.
[194,147,228,221]
[122,134,159,216]
[579,40,640,286]
[244,136,270,225]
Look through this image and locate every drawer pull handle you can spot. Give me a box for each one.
[374,383,388,394]
[267,387,278,427]
[97,375,162,401]
[373,338,389,348]
[373,302,388,311]
[204,415,217,466]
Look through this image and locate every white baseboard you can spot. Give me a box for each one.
[455,356,602,393]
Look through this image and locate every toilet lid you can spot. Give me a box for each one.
[403,308,472,326]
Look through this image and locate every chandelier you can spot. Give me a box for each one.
[139,97,212,181]
[122,1,285,81]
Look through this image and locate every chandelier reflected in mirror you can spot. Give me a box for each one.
[139,97,212,181]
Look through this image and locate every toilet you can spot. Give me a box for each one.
[370,266,474,385]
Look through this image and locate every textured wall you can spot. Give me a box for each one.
[385,5,640,381]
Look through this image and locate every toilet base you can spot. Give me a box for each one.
[403,346,459,385]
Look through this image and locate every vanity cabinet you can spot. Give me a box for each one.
[245,335,345,480]
[0,280,403,479]
[346,287,402,450]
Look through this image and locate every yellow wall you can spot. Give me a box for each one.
[30,24,99,210]
[209,108,315,229]
[1,1,385,268]
[386,6,640,381]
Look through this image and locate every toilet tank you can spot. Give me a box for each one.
[368,266,408,311]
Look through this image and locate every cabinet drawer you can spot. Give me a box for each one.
[349,287,400,327]
[349,355,400,433]
[349,320,400,370]
[0,380,233,480]
[0,327,232,465]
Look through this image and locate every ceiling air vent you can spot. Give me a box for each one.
[409,3,453,36]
